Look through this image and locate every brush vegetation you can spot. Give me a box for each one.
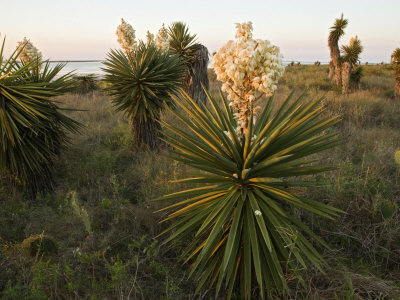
[1,64,400,299]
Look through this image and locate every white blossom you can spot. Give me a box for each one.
[212,22,285,137]
[16,37,42,65]
[254,210,262,216]
[116,18,136,53]
[156,23,169,50]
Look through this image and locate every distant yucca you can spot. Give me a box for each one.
[72,74,98,94]
[328,14,348,85]
[391,48,400,98]
[341,36,363,93]
[328,15,363,94]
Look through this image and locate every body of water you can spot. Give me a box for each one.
[48,61,105,76]
[48,60,381,77]
[51,61,322,77]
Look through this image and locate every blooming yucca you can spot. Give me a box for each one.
[116,18,136,52]
[16,37,42,65]
[160,22,341,299]
[212,22,285,136]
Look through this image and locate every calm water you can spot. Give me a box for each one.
[48,60,333,77]
[48,61,105,76]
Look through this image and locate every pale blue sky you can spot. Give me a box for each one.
[1,0,399,62]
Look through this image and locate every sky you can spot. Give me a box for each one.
[1,0,399,63]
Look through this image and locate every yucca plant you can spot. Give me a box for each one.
[328,14,348,85]
[0,38,80,198]
[168,22,209,105]
[341,36,363,93]
[391,48,400,98]
[168,22,199,61]
[349,65,363,91]
[341,36,362,66]
[158,90,342,299]
[72,74,98,94]
[102,42,184,149]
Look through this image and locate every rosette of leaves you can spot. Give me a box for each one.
[167,22,209,105]
[102,41,184,149]
[341,37,362,66]
[168,22,200,63]
[158,91,342,299]
[0,38,81,198]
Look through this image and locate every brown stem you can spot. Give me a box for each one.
[130,115,163,150]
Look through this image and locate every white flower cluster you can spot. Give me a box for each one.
[254,210,262,216]
[212,22,285,136]
[235,22,253,42]
[156,24,169,50]
[16,37,42,65]
[116,18,136,53]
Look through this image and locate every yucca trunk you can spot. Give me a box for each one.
[184,45,209,105]
[328,61,335,80]
[328,37,342,85]
[130,116,163,150]
[341,61,351,94]
[395,66,400,98]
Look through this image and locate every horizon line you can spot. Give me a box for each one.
[46,60,391,65]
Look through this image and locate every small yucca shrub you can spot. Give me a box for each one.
[0,37,80,198]
[341,36,363,93]
[72,74,98,94]
[102,41,184,149]
[158,91,342,299]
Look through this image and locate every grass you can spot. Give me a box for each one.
[1,64,400,299]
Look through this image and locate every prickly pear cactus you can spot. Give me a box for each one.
[395,150,400,165]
